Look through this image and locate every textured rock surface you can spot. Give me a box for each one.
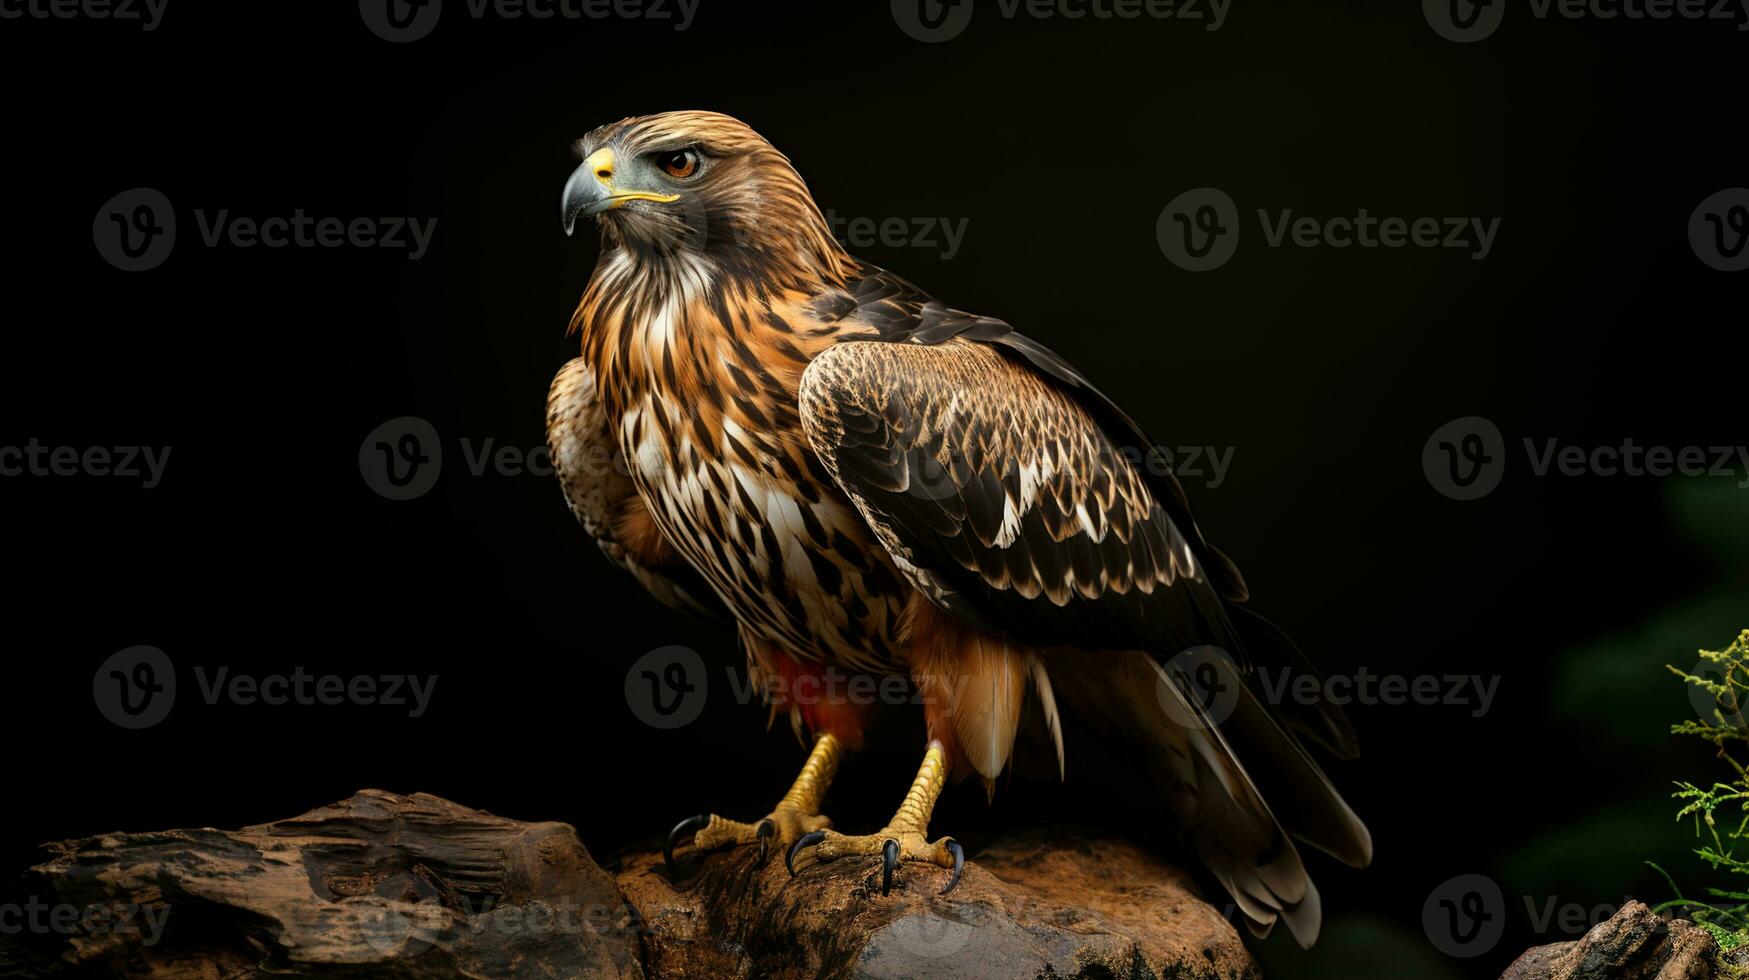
[619,826,1258,979]
[1499,901,1719,980]
[0,790,642,978]
[0,794,1254,979]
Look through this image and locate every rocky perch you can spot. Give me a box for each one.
[1500,900,1729,980]
[0,789,1258,979]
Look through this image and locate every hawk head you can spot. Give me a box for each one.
[562,110,846,281]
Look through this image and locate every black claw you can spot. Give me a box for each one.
[664,814,709,877]
[941,839,965,895]
[880,838,900,896]
[787,829,827,877]
[755,819,776,865]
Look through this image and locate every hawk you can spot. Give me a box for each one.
[548,110,1369,945]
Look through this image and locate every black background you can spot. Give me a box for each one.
[2,1,1745,977]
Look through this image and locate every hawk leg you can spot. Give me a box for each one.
[785,738,964,895]
[664,732,841,875]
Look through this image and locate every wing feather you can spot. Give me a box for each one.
[547,357,727,620]
[799,339,1233,656]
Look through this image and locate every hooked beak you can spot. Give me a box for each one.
[562,147,681,236]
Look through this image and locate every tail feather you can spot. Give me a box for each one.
[1209,654,1374,868]
[1043,645,1365,949]
[1229,605,1359,760]
[1148,655,1326,948]
[1027,653,1067,781]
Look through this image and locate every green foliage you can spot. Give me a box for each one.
[1655,630,1749,953]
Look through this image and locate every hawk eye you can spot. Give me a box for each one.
[657,149,699,179]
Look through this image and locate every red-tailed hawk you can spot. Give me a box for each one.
[549,110,1368,945]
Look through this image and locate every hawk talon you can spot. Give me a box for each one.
[880,838,900,895]
[942,839,964,895]
[787,829,828,877]
[784,826,961,895]
[755,818,776,865]
[664,813,710,877]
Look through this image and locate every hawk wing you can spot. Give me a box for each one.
[798,269,1355,757]
[795,273,1369,946]
[547,357,727,621]
[798,336,1237,658]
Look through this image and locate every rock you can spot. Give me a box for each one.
[619,826,1258,979]
[0,793,1256,980]
[0,789,642,978]
[1499,901,1719,980]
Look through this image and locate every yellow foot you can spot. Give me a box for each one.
[664,805,833,873]
[784,739,964,895]
[664,733,842,876]
[785,826,964,895]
